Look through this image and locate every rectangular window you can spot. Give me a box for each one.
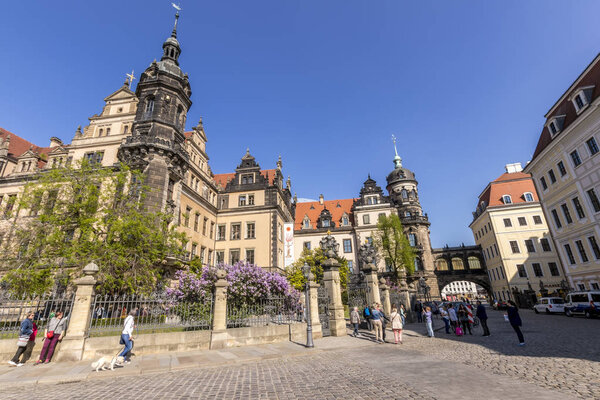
[348,261,354,274]
[532,263,543,277]
[551,209,562,229]
[578,284,586,291]
[278,223,283,241]
[557,161,567,176]
[191,243,197,257]
[548,262,560,277]
[200,246,206,264]
[230,249,240,264]
[202,217,208,235]
[303,241,311,250]
[231,223,241,240]
[587,137,599,155]
[540,238,551,252]
[591,283,600,290]
[548,169,557,184]
[525,239,535,253]
[564,244,576,265]
[362,214,370,225]
[248,194,255,205]
[499,268,505,279]
[217,225,226,241]
[572,197,585,219]
[408,233,417,247]
[575,240,588,262]
[540,177,548,191]
[588,236,600,259]
[245,249,255,264]
[510,240,520,254]
[194,213,200,232]
[208,250,213,266]
[533,215,542,224]
[518,217,527,226]
[491,269,497,280]
[238,195,247,206]
[216,251,224,264]
[343,239,352,253]
[484,225,488,233]
[246,222,255,239]
[494,244,499,256]
[571,150,582,167]
[184,207,191,227]
[561,204,573,224]
[587,189,600,212]
[503,218,512,227]
[210,222,215,239]
[517,264,527,278]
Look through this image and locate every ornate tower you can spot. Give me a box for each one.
[385,138,440,298]
[118,11,191,212]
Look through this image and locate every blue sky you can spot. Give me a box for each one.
[1,1,600,247]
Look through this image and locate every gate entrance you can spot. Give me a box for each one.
[317,285,331,337]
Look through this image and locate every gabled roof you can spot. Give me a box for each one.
[294,198,356,230]
[0,127,52,161]
[104,84,136,102]
[213,169,277,190]
[477,171,537,209]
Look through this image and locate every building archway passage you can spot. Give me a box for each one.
[440,280,488,301]
[432,245,492,299]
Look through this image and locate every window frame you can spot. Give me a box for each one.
[503,218,512,227]
[557,161,567,176]
[571,150,582,167]
[502,195,512,204]
[587,137,600,156]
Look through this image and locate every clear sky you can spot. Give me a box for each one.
[1,1,600,247]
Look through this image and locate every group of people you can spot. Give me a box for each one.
[8,310,68,367]
[350,303,407,344]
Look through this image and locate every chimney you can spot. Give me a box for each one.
[505,162,523,174]
[49,137,63,148]
[319,194,324,205]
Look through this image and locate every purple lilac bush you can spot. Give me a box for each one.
[166,262,301,307]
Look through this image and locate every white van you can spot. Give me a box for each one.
[533,297,565,314]
[564,291,600,318]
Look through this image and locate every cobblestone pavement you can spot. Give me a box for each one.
[1,307,596,399]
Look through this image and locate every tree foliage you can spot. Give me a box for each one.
[286,247,349,292]
[372,213,416,279]
[0,160,186,296]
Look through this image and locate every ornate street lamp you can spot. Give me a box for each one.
[302,262,314,348]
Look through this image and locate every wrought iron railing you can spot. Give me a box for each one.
[226,296,303,328]
[88,294,213,337]
[0,293,75,339]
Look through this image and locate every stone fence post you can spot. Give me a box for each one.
[364,264,381,307]
[379,278,391,316]
[54,262,98,362]
[308,280,322,338]
[210,269,228,349]
[321,258,347,337]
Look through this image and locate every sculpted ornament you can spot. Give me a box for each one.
[358,241,377,269]
[319,233,339,259]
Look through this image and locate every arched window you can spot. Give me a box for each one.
[342,215,349,226]
[468,256,481,269]
[451,257,464,270]
[303,218,310,229]
[145,96,155,114]
[414,257,422,271]
[436,258,449,271]
[98,128,103,137]
[523,192,534,202]
[401,189,408,200]
[502,195,512,204]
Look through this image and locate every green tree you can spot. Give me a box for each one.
[286,247,349,292]
[372,213,416,280]
[0,160,186,296]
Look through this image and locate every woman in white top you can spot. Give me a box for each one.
[118,308,137,361]
[390,307,403,344]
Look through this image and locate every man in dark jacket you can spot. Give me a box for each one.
[475,301,490,336]
[415,301,423,323]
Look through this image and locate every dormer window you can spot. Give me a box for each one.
[241,174,254,184]
[342,216,349,226]
[523,192,534,202]
[366,196,378,205]
[572,86,594,114]
[502,195,512,204]
[303,218,310,229]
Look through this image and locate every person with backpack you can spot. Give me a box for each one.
[350,307,361,337]
[506,301,525,345]
[363,305,373,331]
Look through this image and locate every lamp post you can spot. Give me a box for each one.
[302,262,314,348]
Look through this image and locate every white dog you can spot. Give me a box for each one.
[91,355,125,371]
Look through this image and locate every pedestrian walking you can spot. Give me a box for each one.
[8,312,34,367]
[423,306,434,337]
[399,304,406,326]
[415,301,423,323]
[377,304,389,342]
[506,301,525,345]
[119,308,137,362]
[390,307,403,344]
[350,307,361,337]
[475,301,490,336]
[363,305,373,331]
[35,310,67,365]
[370,304,384,343]
[448,304,458,333]
[457,305,472,335]
[440,306,451,334]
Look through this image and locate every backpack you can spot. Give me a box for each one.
[455,326,464,336]
[363,307,371,317]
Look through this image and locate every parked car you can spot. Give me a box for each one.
[564,291,600,318]
[533,297,565,314]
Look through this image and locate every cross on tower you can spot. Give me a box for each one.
[126,70,136,89]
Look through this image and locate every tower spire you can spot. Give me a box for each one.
[172,10,179,38]
[391,134,402,169]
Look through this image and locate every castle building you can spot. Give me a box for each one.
[470,163,565,301]
[523,52,600,292]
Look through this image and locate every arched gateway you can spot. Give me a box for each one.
[431,244,492,299]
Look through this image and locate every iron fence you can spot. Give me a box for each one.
[88,294,213,337]
[226,296,303,328]
[0,292,75,339]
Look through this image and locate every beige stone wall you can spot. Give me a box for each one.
[293,230,357,271]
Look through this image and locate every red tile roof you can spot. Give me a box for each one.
[0,127,52,167]
[478,172,537,208]
[294,198,356,230]
[213,169,278,189]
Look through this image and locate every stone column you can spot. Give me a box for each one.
[379,278,391,316]
[308,281,322,338]
[364,265,381,307]
[210,269,228,349]
[321,258,347,337]
[53,263,98,362]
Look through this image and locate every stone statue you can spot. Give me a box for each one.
[319,233,339,259]
[358,241,377,270]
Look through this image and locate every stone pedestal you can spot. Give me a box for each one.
[321,258,347,337]
[308,281,322,338]
[364,265,381,307]
[210,271,228,349]
[54,263,98,362]
[379,279,391,316]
